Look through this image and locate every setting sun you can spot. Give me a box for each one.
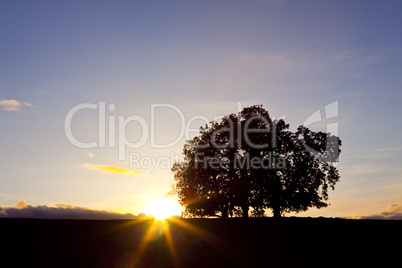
[142,198,181,220]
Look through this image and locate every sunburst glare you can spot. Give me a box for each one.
[142,198,181,220]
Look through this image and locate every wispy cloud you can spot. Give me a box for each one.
[0,199,145,219]
[342,146,402,161]
[22,101,34,107]
[0,99,34,111]
[224,49,386,77]
[84,163,143,175]
[376,146,402,158]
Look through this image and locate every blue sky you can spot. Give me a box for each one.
[1,0,401,218]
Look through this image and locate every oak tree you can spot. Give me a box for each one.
[171,105,341,218]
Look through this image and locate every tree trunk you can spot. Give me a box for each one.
[272,177,282,218]
[242,205,249,218]
[273,203,281,218]
[221,209,228,218]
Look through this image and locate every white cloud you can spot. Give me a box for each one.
[0,99,21,111]
[2,106,20,112]
[0,99,34,111]
[0,199,146,219]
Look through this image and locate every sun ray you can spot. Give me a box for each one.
[161,220,179,267]
[169,218,249,264]
[124,217,248,267]
[125,220,158,267]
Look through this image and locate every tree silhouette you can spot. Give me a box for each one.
[172,105,341,218]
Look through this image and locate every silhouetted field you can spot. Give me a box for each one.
[1,217,400,267]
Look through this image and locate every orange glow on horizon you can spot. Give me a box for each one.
[142,198,182,220]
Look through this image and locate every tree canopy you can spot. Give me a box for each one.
[171,105,341,218]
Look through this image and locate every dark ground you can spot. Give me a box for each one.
[0,217,400,267]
